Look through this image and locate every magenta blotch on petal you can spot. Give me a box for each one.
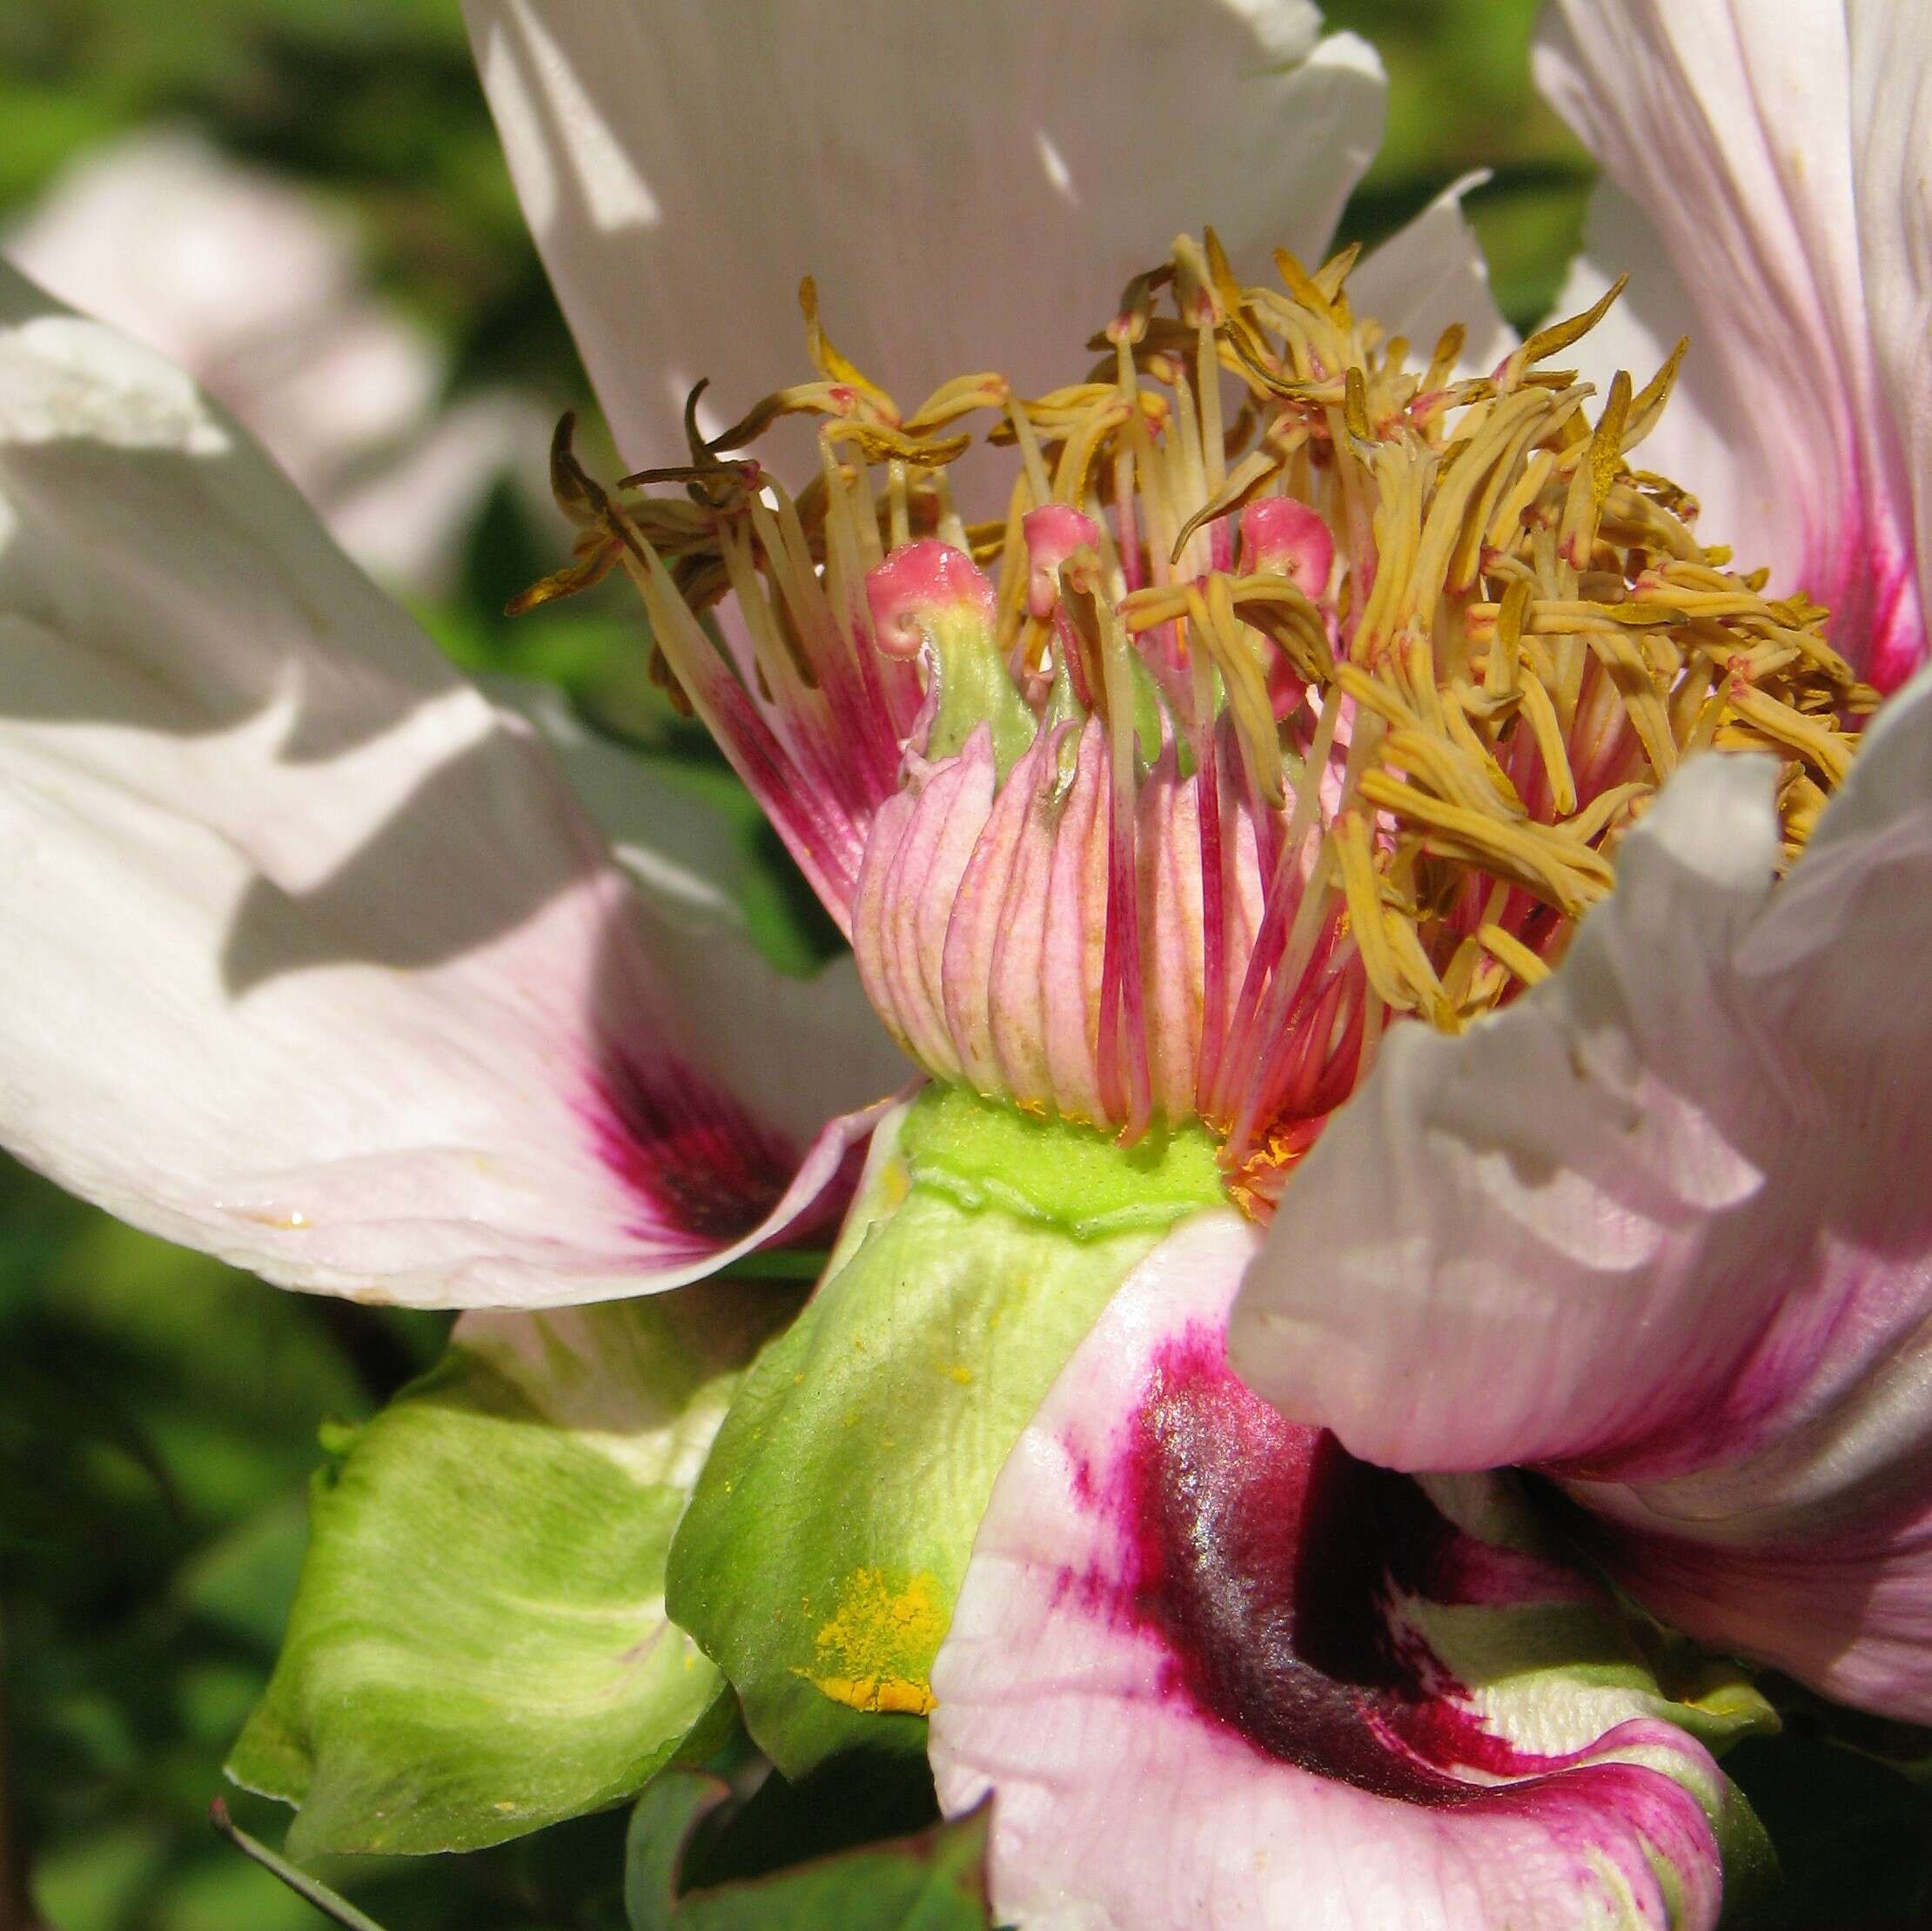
[931,1214,1738,1930]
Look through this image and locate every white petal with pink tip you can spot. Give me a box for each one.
[1533,0,1925,689]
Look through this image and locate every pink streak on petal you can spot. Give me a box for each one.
[1807,477,1925,694]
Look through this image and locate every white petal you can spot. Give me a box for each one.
[323,388,565,599]
[3,128,439,499]
[493,674,915,1133]
[235,297,440,498]
[0,124,543,598]
[4,128,353,374]
[1231,659,1932,1715]
[465,0,1385,473]
[933,1212,1733,1930]
[0,265,903,1309]
[1533,0,1923,687]
[1351,172,1515,379]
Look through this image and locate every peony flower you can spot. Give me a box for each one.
[3,3,1926,1928]
[4,125,556,593]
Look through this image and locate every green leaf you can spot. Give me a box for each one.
[228,1283,795,1855]
[1722,1727,1932,1927]
[624,1770,990,1931]
[667,1089,1224,1777]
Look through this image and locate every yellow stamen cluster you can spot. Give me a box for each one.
[518,230,1869,1182]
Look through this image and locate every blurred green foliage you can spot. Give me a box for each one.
[3,3,1921,1928]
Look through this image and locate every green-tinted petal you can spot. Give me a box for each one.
[228,1284,791,1855]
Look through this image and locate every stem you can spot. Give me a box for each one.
[207,1801,391,1931]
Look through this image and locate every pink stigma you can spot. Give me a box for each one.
[1023,504,1102,620]
[1239,499,1334,597]
[865,539,999,659]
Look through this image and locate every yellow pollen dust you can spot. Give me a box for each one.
[520,228,1872,1168]
[796,1566,943,1717]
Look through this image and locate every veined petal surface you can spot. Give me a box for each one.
[1233,661,1932,1718]
[933,1215,1752,1930]
[0,267,903,1308]
[1533,0,1926,689]
[464,0,1385,469]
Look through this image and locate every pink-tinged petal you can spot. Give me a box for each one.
[1349,172,1516,380]
[1233,660,1932,1715]
[1,127,539,595]
[932,1213,1736,1931]
[1533,1,1923,687]
[1848,0,1932,646]
[0,268,906,1308]
[1041,721,1111,1127]
[488,671,915,1175]
[464,0,1384,471]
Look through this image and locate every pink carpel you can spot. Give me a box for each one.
[1240,498,1335,598]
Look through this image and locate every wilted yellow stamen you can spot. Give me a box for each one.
[1476,922,1551,989]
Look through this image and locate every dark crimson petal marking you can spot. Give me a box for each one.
[585,1047,801,1252]
[1071,1322,1596,1804]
